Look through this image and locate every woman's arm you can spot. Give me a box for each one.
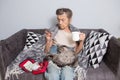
[44,30,53,53]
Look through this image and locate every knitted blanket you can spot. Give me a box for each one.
[5,25,88,80]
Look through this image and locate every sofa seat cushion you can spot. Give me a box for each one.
[6,62,116,80]
[86,62,116,80]
[6,72,44,80]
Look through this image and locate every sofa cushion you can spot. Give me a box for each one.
[86,62,116,80]
[23,32,42,50]
[83,31,112,68]
[8,72,44,80]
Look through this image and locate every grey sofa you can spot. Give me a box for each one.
[0,29,120,80]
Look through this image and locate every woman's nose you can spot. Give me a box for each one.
[59,21,62,25]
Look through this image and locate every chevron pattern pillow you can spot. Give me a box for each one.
[23,32,42,50]
[83,31,112,69]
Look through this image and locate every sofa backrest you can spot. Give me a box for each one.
[0,28,108,67]
[27,28,108,38]
[79,29,108,37]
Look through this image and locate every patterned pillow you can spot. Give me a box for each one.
[23,31,42,50]
[83,31,112,69]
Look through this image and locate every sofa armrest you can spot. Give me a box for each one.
[104,37,120,79]
[0,29,27,79]
[1,29,27,66]
[0,46,3,80]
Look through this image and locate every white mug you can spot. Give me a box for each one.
[72,31,80,41]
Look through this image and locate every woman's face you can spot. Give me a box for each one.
[57,13,71,30]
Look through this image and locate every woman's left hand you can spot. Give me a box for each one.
[79,33,86,41]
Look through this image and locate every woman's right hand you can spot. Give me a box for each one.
[45,29,52,41]
[44,30,53,53]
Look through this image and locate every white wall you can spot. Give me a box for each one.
[0,0,120,40]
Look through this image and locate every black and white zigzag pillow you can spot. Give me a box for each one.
[23,32,42,50]
[83,31,112,69]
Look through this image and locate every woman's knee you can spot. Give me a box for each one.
[61,66,74,80]
[45,71,60,80]
[44,61,61,80]
[47,61,61,72]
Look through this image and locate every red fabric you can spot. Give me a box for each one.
[19,58,35,72]
[19,59,48,74]
[32,60,48,75]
